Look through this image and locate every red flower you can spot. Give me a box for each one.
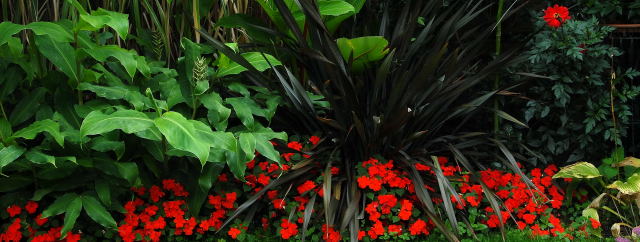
[149,185,165,202]
[228,227,242,239]
[589,218,600,229]
[279,219,299,239]
[131,186,146,196]
[543,5,570,28]
[331,167,340,175]
[398,200,413,220]
[388,225,402,235]
[377,194,398,214]
[6,205,21,217]
[297,180,316,194]
[367,221,385,239]
[409,219,429,236]
[66,232,81,242]
[357,176,382,191]
[309,136,320,145]
[267,190,279,200]
[162,179,189,197]
[25,201,38,214]
[35,213,49,226]
[273,199,286,210]
[523,214,536,224]
[287,141,303,151]
[321,224,341,242]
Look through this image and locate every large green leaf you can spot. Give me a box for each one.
[336,36,389,71]
[201,92,231,131]
[34,35,79,81]
[80,110,154,136]
[190,120,235,151]
[42,193,79,218]
[552,162,602,179]
[154,112,211,164]
[82,195,117,228]
[239,133,256,162]
[84,46,138,79]
[608,173,640,195]
[61,196,83,237]
[25,149,56,166]
[77,83,149,109]
[226,97,255,129]
[79,8,129,39]
[11,119,65,146]
[0,145,26,172]
[9,87,47,126]
[216,52,282,78]
[253,128,286,164]
[293,0,355,21]
[0,22,25,46]
[26,22,73,42]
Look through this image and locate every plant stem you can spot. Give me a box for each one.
[0,100,7,121]
[493,0,505,135]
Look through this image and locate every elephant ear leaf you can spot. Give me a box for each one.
[80,110,154,137]
[552,162,601,179]
[154,112,212,164]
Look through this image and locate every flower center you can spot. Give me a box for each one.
[554,13,561,18]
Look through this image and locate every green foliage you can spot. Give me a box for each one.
[0,6,286,238]
[510,17,640,165]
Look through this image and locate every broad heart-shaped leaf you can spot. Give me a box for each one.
[34,35,79,82]
[0,22,25,46]
[11,119,64,146]
[61,196,83,237]
[154,112,211,164]
[26,22,73,42]
[80,110,154,136]
[81,195,117,228]
[608,173,640,195]
[552,162,602,179]
[215,52,282,78]
[0,145,26,172]
[336,36,389,71]
[84,46,138,79]
[78,8,129,39]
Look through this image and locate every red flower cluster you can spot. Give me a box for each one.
[1,201,80,242]
[279,219,299,239]
[357,158,411,191]
[543,4,571,28]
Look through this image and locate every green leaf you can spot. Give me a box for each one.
[25,149,56,166]
[336,36,389,71]
[614,157,640,168]
[9,87,47,126]
[95,179,111,207]
[0,118,12,142]
[84,46,138,79]
[253,127,286,163]
[154,112,211,164]
[0,145,26,172]
[191,120,235,150]
[77,83,149,109]
[608,173,640,195]
[189,162,223,216]
[201,92,231,131]
[34,35,79,81]
[225,139,245,179]
[26,22,73,42]
[114,162,139,185]
[582,208,599,221]
[226,97,255,129]
[82,195,117,228]
[552,162,602,179]
[11,119,65,146]
[61,196,83,237]
[80,110,154,136]
[216,52,282,78]
[318,0,355,16]
[0,22,25,46]
[0,176,32,192]
[180,37,202,83]
[239,133,256,162]
[42,193,79,218]
[78,8,129,39]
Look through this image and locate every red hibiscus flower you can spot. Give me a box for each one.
[543,5,570,28]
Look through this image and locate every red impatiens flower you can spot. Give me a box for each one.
[279,219,299,239]
[287,141,303,151]
[297,180,316,194]
[388,225,403,235]
[149,185,165,202]
[590,218,601,229]
[228,227,242,239]
[321,224,342,242]
[273,199,286,210]
[398,199,413,220]
[6,205,21,217]
[523,214,537,224]
[543,5,570,28]
[35,213,49,226]
[409,219,429,236]
[25,201,38,214]
[309,136,320,145]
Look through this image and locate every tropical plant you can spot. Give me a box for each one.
[199,0,533,240]
[0,5,288,237]
[553,147,640,240]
